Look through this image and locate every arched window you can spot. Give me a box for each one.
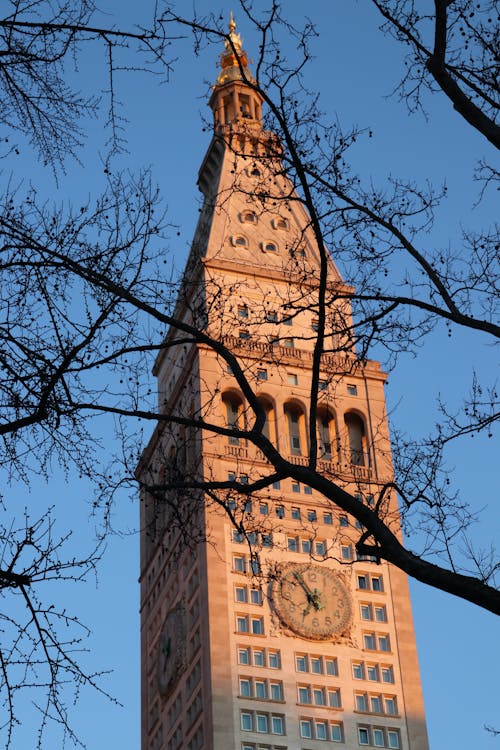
[261,240,278,253]
[317,411,336,461]
[223,393,244,445]
[240,210,258,224]
[231,234,248,248]
[344,412,367,466]
[285,403,306,456]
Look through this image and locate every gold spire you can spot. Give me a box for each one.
[215,13,255,87]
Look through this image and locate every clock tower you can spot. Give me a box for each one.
[139,17,429,750]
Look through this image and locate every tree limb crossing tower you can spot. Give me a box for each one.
[139,17,429,750]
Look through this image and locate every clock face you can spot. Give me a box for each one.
[271,563,352,640]
[157,606,184,696]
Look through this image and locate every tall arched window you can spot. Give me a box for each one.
[259,397,276,446]
[344,412,367,466]
[223,393,244,445]
[317,410,336,461]
[285,403,306,456]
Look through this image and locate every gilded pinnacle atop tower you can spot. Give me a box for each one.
[215,12,256,87]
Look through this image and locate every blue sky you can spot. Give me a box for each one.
[2,2,498,748]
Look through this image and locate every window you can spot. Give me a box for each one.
[262,241,278,253]
[300,720,312,739]
[341,545,353,560]
[270,682,283,701]
[241,210,258,224]
[328,689,341,708]
[316,721,327,740]
[237,616,248,633]
[310,657,322,674]
[298,686,311,704]
[256,713,268,733]
[331,723,343,742]
[345,412,367,466]
[371,695,382,713]
[234,556,246,572]
[250,588,263,605]
[347,383,358,396]
[367,665,379,681]
[223,394,244,444]
[323,512,333,524]
[374,729,385,747]
[326,658,338,676]
[271,716,284,735]
[233,530,244,543]
[388,730,400,748]
[268,651,280,669]
[312,318,319,332]
[340,514,349,527]
[250,558,261,575]
[292,482,301,494]
[318,380,327,391]
[239,329,250,340]
[360,604,373,620]
[240,678,252,697]
[238,648,250,665]
[251,617,264,635]
[353,663,364,680]
[273,217,288,230]
[238,305,249,318]
[247,531,258,545]
[295,655,308,672]
[288,537,299,552]
[243,496,251,508]
[378,635,390,652]
[375,606,387,622]
[364,633,376,650]
[307,509,317,522]
[272,480,281,490]
[291,506,301,519]
[259,502,268,515]
[266,310,278,322]
[358,575,368,589]
[358,727,370,746]
[261,533,273,547]
[241,712,253,731]
[315,541,326,556]
[356,693,368,712]
[287,373,298,385]
[313,688,326,705]
[257,368,268,380]
[282,315,292,326]
[381,667,394,683]
[275,504,285,518]
[253,649,265,667]
[255,681,267,700]
[301,539,312,554]
[283,337,294,348]
[233,234,249,248]
[385,697,397,715]
[235,586,247,602]
[304,485,312,495]
[371,576,383,591]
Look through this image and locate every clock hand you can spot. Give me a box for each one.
[293,571,324,614]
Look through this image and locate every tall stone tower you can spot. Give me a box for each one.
[139,17,429,750]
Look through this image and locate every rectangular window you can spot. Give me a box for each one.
[282,316,293,326]
[255,681,267,699]
[261,533,272,547]
[275,504,285,518]
[291,506,301,519]
[288,537,299,552]
[358,727,370,745]
[341,545,353,560]
[311,318,319,332]
[250,588,262,605]
[256,713,268,733]
[363,633,376,650]
[315,721,327,740]
[385,697,397,715]
[298,686,311,704]
[356,694,368,712]
[235,586,247,602]
[373,728,385,747]
[272,480,281,490]
[239,329,250,340]
[310,657,322,674]
[323,512,333,524]
[268,651,280,669]
[326,658,338,676]
[283,337,294,348]
[247,531,258,546]
[271,716,284,735]
[234,556,246,572]
[233,530,244,543]
[238,305,249,318]
[378,635,390,652]
[307,509,317,522]
[301,539,312,554]
[270,682,283,701]
[237,616,248,633]
[238,647,250,665]
[358,575,368,589]
[339,514,349,527]
[353,663,364,680]
[241,713,253,731]
[300,720,312,739]
[371,695,382,713]
[266,311,278,322]
[304,485,312,495]
[296,655,308,672]
[257,368,268,380]
[287,373,298,385]
[292,481,301,494]
[251,617,264,635]
[239,679,252,697]
[259,502,268,515]
[331,723,343,742]
[315,541,326,556]
[371,576,383,591]
[347,384,358,395]
[360,604,372,620]
[253,650,265,667]
[250,558,261,575]
[313,688,325,706]
[381,667,394,683]
[375,606,387,622]
[367,665,379,681]
[388,730,401,748]
[328,689,341,708]
[318,380,327,391]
